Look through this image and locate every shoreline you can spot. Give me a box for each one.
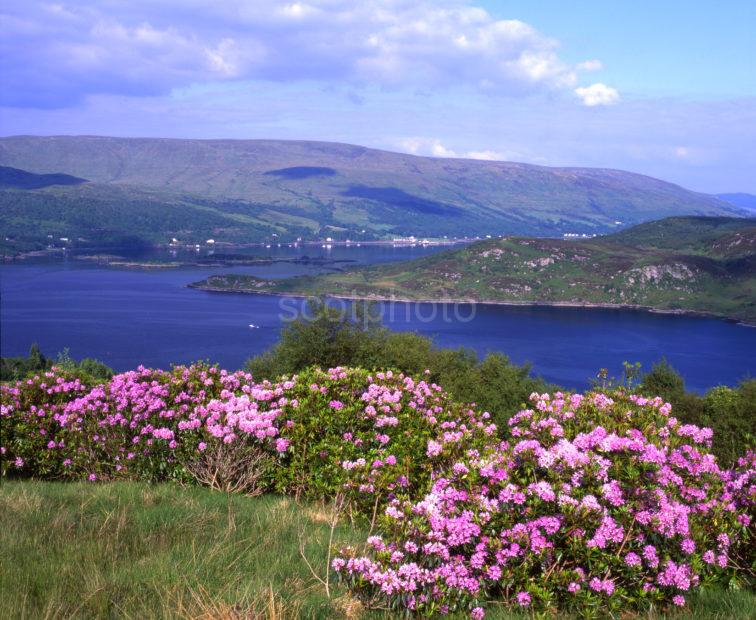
[3,238,470,261]
[3,252,357,270]
[187,283,755,327]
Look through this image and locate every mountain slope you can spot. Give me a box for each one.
[0,136,744,251]
[0,183,311,251]
[717,193,756,213]
[192,216,756,323]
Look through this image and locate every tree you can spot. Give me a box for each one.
[28,343,46,371]
[641,358,685,402]
[246,301,549,435]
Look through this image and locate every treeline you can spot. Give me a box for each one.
[0,344,113,382]
[246,300,550,433]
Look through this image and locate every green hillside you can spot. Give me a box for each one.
[0,183,318,252]
[0,136,745,254]
[192,216,756,323]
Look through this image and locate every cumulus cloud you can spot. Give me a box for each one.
[574,83,620,106]
[465,150,507,161]
[0,0,615,108]
[398,137,515,161]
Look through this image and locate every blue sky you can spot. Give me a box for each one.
[481,1,755,98]
[0,1,754,192]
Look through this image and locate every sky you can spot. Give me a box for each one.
[0,1,754,193]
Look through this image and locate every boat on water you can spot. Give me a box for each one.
[249,324,259,329]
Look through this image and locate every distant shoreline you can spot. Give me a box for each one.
[3,238,471,261]
[188,283,755,327]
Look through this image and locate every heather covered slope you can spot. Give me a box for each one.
[0,136,744,251]
[193,216,756,323]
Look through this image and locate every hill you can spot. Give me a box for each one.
[192,216,756,323]
[0,136,744,253]
[0,183,313,252]
[717,193,756,213]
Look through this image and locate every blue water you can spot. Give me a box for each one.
[2,244,754,392]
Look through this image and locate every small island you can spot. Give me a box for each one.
[72,253,357,270]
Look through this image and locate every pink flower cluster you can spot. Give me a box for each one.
[335,391,754,616]
[3,366,753,616]
[0,364,495,514]
[0,364,298,480]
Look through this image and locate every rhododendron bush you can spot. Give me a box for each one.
[0,364,494,512]
[334,392,755,617]
[1,365,753,617]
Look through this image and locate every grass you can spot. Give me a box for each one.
[0,480,754,619]
[0,480,366,619]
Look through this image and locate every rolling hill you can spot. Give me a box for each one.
[0,135,745,254]
[192,216,756,323]
[717,193,756,213]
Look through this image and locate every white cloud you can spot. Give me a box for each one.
[398,138,512,161]
[400,138,458,157]
[574,83,620,106]
[431,140,458,157]
[1,0,615,108]
[466,150,506,160]
[279,3,318,20]
[577,59,603,71]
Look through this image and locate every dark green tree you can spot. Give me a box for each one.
[641,358,686,402]
[247,300,548,434]
[28,343,46,371]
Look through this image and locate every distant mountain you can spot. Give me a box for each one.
[193,216,756,323]
[0,135,745,254]
[717,193,756,213]
[0,165,87,190]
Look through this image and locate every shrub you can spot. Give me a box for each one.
[0,344,52,381]
[184,442,274,496]
[267,367,495,515]
[641,361,755,466]
[1,364,495,517]
[335,391,754,617]
[0,364,254,481]
[727,450,756,580]
[3,364,753,617]
[0,344,113,382]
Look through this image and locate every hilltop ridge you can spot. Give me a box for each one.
[0,136,744,254]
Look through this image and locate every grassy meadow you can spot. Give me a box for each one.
[0,480,753,619]
[0,481,367,619]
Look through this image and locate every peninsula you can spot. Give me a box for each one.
[190,216,756,324]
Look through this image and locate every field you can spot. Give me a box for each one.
[1,481,754,620]
[0,481,365,619]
